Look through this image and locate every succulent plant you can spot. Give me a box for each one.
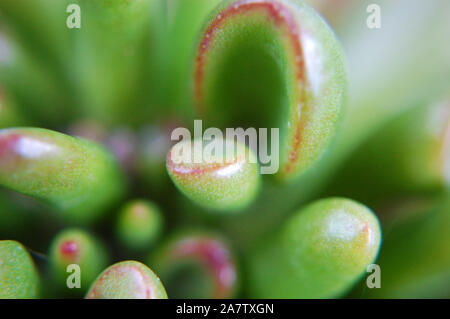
[150,231,238,298]
[116,199,164,251]
[85,260,167,299]
[167,137,260,211]
[247,198,381,298]
[364,197,450,298]
[48,228,108,295]
[0,0,449,299]
[0,127,125,223]
[0,240,40,298]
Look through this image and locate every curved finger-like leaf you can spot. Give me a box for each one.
[48,228,108,295]
[116,199,164,251]
[193,0,346,181]
[330,97,450,201]
[167,138,260,211]
[150,231,238,299]
[367,197,450,298]
[85,261,167,299]
[75,0,160,126]
[0,127,125,223]
[247,197,381,298]
[0,240,40,298]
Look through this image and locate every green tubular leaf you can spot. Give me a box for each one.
[0,127,125,223]
[329,97,450,203]
[0,0,72,73]
[0,28,76,126]
[116,199,164,251]
[166,138,260,212]
[85,260,167,299]
[247,198,381,298]
[332,0,450,160]
[0,240,40,298]
[0,87,26,128]
[149,232,238,299]
[160,0,223,113]
[365,197,450,298]
[215,0,450,250]
[48,228,108,295]
[193,0,346,181]
[74,0,160,126]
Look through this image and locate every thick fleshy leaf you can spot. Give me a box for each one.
[167,138,260,211]
[150,232,238,299]
[329,97,450,202]
[86,261,167,299]
[0,88,26,128]
[116,199,164,251]
[247,198,381,298]
[0,240,40,298]
[0,127,125,223]
[48,228,108,294]
[193,0,346,181]
[74,0,160,126]
[366,197,450,298]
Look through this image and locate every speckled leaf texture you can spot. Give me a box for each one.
[150,232,238,299]
[247,198,381,298]
[49,228,108,293]
[86,261,167,299]
[167,138,260,211]
[193,0,346,182]
[0,127,124,223]
[0,240,40,298]
[116,199,164,250]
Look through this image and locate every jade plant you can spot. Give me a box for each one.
[0,240,40,298]
[116,199,164,251]
[149,231,238,299]
[48,228,108,296]
[247,198,381,298]
[86,261,167,299]
[0,127,124,223]
[0,0,449,299]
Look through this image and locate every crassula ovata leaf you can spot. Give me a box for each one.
[49,228,108,294]
[367,197,450,298]
[0,127,124,223]
[166,138,260,211]
[247,197,381,298]
[193,0,346,181]
[85,260,167,299]
[150,232,238,299]
[332,97,450,198]
[0,240,40,298]
[116,199,164,251]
